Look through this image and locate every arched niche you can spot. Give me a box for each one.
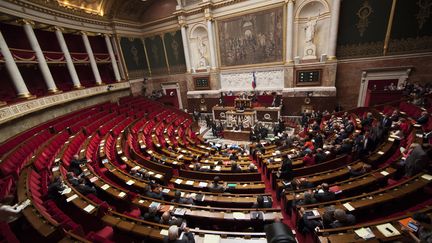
[294,0,331,60]
[189,24,210,71]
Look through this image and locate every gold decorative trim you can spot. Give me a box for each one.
[356,0,373,37]
[48,88,62,94]
[337,42,384,59]
[161,34,171,74]
[383,0,397,56]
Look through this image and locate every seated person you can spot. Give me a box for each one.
[69,154,87,176]
[146,183,164,200]
[417,111,429,125]
[129,167,142,179]
[230,162,242,173]
[252,195,273,208]
[314,148,326,164]
[294,178,315,190]
[163,225,195,243]
[160,211,183,226]
[313,183,335,202]
[347,163,372,177]
[329,209,356,228]
[66,172,96,195]
[142,204,161,222]
[171,190,193,205]
[46,176,65,202]
[295,191,317,206]
[208,176,226,193]
[302,151,315,167]
[248,163,258,172]
[404,143,429,177]
[0,195,31,223]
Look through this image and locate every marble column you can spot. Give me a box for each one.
[81,32,102,85]
[54,27,82,88]
[206,18,217,69]
[327,0,341,60]
[285,0,295,63]
[104,34,121,82]
[22,20,59,93]
[0,31,31,97]
[180,24,192,72]
[111,36,126,80]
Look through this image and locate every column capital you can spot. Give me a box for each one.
[49,26,64,32]
[102,33,112,38]
[17,19,35,27]
[79,31,89,36]
[285,0,295,4]
[179,19,188,28]
[204,8,213,22]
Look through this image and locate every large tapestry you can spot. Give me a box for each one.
[336,0,393,58]
[144,35,168,76]
[164,30,186,74]
[217,7,283,67]
[388,0,432,54]
[119,37,149,79]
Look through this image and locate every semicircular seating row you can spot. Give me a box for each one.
[0,94,431,243]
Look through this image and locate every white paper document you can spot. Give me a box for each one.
[66,194,78,202]
[83,204,95,213]
[101,184,110,190]
[355,227,375,240]
[376,223,400,237]
[343,202,355,211]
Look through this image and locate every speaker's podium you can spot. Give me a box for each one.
[213,96,281,141]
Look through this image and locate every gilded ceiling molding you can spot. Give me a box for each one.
[3,0,111,27]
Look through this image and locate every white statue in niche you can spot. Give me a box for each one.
[197,36,208,68]
[303,14,319,60]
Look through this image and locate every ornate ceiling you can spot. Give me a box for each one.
[29,0,161,22]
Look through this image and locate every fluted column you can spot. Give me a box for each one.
[327,0,341,60]
[0,31,31,97]
[111,36,126,80]
[104,34,121,82]
[54,27,82,88]
[285,0,295,63]
[81,32,102,85]
[180,24,192,72]
[22,20,59,93]
[206,18,217,69]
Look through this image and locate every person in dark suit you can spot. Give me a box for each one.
[313,183,335,202]
[230,162,242,172]
[146,183,164,200]
[417,111,429,125]
[361,112,373,127]
[171,190,193,205]
[314,148,326,164]
[142,205,160,222]
[69,154,87,176]
[279,155,293,181]
[163,225,195,243]
[329,209,356,228]
[381,114,392,130]
[404,143,429,177]
[390,110,400,122]
[208,176,226,193]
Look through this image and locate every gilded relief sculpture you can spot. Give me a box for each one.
[356,0,373,37]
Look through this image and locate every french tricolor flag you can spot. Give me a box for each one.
[252,72,257,90]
